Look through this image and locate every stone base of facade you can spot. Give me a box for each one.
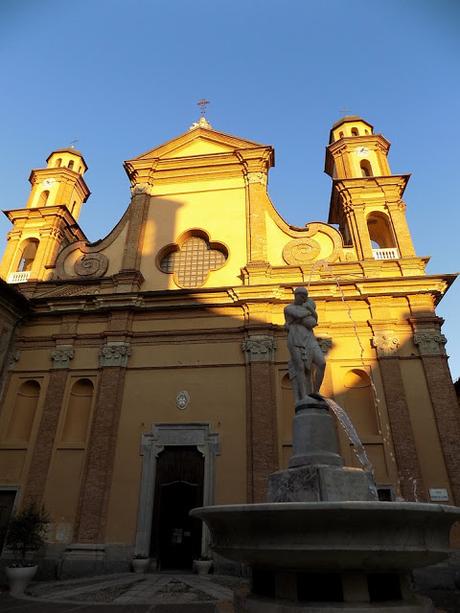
[59,543,132,579]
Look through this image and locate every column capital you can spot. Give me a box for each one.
[99,341,131,367]
[414,330,447,356]
[51,344,74,369]
[245,171,267,186]
[372,332,400,357]
[242,335,276,363]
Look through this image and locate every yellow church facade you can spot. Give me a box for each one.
[0,116,458,574]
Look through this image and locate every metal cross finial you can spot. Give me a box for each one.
[197,99,210,117]
[339,107,349,116]
[69,138,79,148]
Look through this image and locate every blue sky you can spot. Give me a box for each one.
[0,0,459,378]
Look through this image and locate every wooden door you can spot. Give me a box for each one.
[151,446,204,569]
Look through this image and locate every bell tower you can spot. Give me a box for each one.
[0,147,90,283]
[325,116,418,270]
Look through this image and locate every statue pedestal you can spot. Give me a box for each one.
[268,396,376,503]
[268,464,376,502]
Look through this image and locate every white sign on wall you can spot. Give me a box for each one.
[429,488,449,502]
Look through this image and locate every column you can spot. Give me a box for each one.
[22,345,74,506]
[372,332,426,501]
[414,329,460,505]
[242,334,278,502]
[74,341,130,543]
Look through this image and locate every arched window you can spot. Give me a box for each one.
[351,127,359,136]
[367,212,396,249]
[71,201,77,215]
[61,379,94,443]
[68,160,74,170]
[18,238,39,272]
[360,159,373,177]
[78,166,82,173]
[339,131,344,138]
[5,380,40,441]
[55,158,62,167]
[343,370,379,436]
[38,190,50,207]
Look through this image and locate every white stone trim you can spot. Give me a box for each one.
[134,423,219,558]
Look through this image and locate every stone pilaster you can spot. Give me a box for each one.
[371,332,426,501]
[414,328,460,505]
[242,334,278,502]
[22,346,73,506]
[236,149,272,265]
[387,200,416,257]
[74,341,130,543]
[342,202,373,260]
[121,189,151,273]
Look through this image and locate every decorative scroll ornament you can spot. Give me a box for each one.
[282,238,321,265]
[176,391,190,410]
[51,345,74,369]
[99,342,131,367]
[74,253,109,278]
[189,116,213,130]
[372,334,400,357]
[242,335,276,362]
[414,331,447,356]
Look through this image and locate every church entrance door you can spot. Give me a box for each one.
[151,446,204,570]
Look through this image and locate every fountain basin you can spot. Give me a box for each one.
[191,501,460,572]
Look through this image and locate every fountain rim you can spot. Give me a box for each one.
[191,500,460,516]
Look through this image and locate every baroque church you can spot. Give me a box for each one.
[0,115,459,574]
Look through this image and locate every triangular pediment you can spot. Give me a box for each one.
[127,127,269,163]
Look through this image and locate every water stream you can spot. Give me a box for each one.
[304,260,386,498]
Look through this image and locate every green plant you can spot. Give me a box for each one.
[5,503,49,567]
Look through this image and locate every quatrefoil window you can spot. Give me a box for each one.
[158,230,228,288]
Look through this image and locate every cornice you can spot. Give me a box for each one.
[24,273,456,315]
[327,133,391,156]
[28,167,90,199]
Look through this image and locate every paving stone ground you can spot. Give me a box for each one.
[0,572,248,612]
[1,573,459,612]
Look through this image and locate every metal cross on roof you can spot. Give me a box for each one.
[197,99,210,117]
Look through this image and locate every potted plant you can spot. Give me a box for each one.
[4,503,49,596]
[193,555,213,575]
[131,553,150,573]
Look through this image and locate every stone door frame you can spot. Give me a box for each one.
[134,422,219,557]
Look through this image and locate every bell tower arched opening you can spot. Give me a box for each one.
[367,212,395,249]
[18,238,39,272]
[360,159,373,177]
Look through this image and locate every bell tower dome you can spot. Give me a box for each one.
[0,148,89,284]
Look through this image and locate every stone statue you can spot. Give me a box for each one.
[284,287,326,404]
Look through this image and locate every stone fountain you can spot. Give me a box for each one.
[191,287,460,611]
